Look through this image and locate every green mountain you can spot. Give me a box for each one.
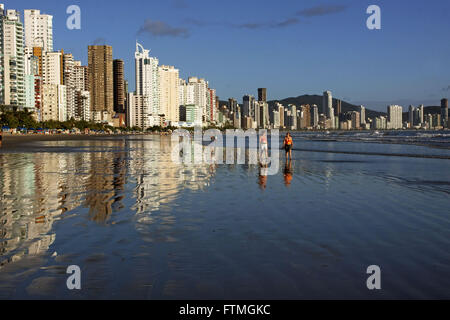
[220,95,384,119]
[220,95,443,121]
[402,106,442,122]
[266,95,387,119]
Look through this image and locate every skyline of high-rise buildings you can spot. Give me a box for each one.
[0,3,448,132]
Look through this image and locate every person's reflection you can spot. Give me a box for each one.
[258,166,268,190]
[283,160,293,187]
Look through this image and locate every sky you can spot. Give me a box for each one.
[12,0,450,111]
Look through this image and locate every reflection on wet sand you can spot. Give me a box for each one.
[0,135,449,299]
[283,161,293,187]
[0,137,216,270]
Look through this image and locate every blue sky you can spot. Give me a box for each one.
[12,0,450,111]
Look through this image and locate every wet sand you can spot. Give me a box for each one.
[0,135,449,299]
[0,134,137,150]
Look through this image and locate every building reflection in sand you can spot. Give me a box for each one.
[0,137,216,269]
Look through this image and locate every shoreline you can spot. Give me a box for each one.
[0,133,148,149]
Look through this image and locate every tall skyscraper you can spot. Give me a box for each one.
[323,91,333,118]
[158,65,179,123]
[418,105,424,125]
[336,99,342,116]
[127,93,150,129]
[257,101,269,129]
[73,62,88,91]
[409,105,415,128]
[270,110,280,129]
[441,98,448,128]
[32,47,43,76]
[359,105,366,125]
[258,88,267,102]
[0,6,25,107]
[135,42,159,115]
[186,77,208,120]
[73,61,91,122]
[41,83,66,121]
[62,53,76,120]
[88,45,114,122]
[311,105,319,128]
[242,95,256,120]
[40,50,66,121]
[286,104,297,130]
[208,88,216,123]
[277,103,285,129]
[299,105,311,129]
[24,46,41,113]
[387,105,403,129]
[113,59,125,114]
[42,51,63,85]
[351,111,361,129]
[228,98,238,114]
[24,9,53,52]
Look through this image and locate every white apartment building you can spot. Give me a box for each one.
[359,105,366,125]
[135,42,159,115]
[387,105,403,129]
[40,51,68,121]
[24,9,53,52]
[72,62,90,121]
[188,77,207,119]
[127,92,161,129]
[42,51,62,85]
[159,65,179,124]
[0,6,25,107]
[24,46,40,112]
[179,78,195,107]
[41,83,66,122]
[312,105,319,128]
[375,116,387,130]
[271,110,280,129]
[73,61,88,90]
[323,91,333,119]
[75,90,90,121]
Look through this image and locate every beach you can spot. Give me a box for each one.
[0,133,449,299]
[0,133,149,150]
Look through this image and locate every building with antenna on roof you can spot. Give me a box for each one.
[135,42,160,116]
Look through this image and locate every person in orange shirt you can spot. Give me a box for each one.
[283,133,293,161]
[283,160,293,187]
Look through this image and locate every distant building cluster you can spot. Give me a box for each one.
[0,5,96,124]
[405,99,449,130]
[0,3,448,131]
